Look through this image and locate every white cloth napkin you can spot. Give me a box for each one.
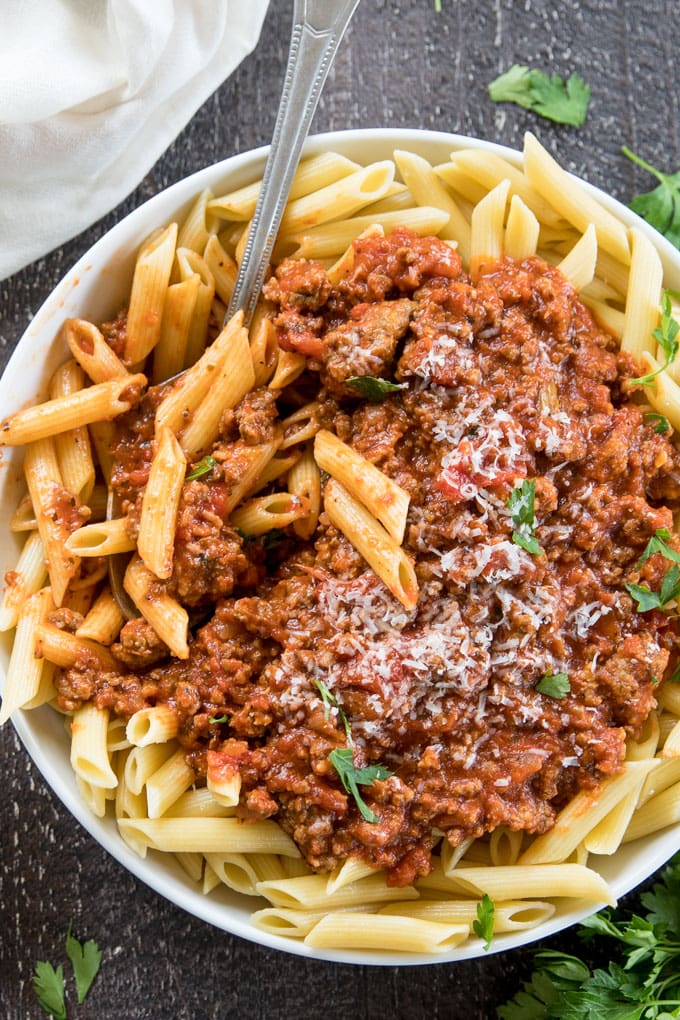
[0,0,271,281]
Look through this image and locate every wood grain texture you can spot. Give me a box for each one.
[2,0,680,1016]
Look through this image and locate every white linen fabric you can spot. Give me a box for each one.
[0,0,270,280]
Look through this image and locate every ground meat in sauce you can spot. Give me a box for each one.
[57,228,680,886]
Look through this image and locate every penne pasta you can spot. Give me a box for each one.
[123,556,189,659]
[70,704,118,789]
[229,492,311,537]
[557,223,598,292]
[0,374,147,447]
[621,227,663,357]
[137,426,186,579]
[64,517,135,557]
[504,195,540,261]
[0,587,54,723]
[469,178,510,279]
[126,705,180,747]
[324,479,418,610]
[208,151,361,220]
[303,912,469,953]
[0,531,47,632]
[64,318,128,384]
[154,311,244,434]
[523,132,630,264]
[119,817,300,856]
[152,273,201,384]
[314,429,410,543]
[394,149,470,263]
[124,223,178,364]
[75,587,125,645]
[24,438,82,606]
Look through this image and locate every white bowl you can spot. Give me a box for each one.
[3,128,680,965]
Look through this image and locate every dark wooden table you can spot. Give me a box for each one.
[2,1,679,1017]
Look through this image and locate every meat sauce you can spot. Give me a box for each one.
[56,228,680,885]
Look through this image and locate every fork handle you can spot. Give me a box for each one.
[226,0,361,326]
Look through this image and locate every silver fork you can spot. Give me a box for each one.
[228,0,361,328]
[110,0,361,619]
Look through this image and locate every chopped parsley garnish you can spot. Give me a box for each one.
[629,290,680,386]
[623,146,680,250]
[637,528,680,568]
[507,479,543,555]
[328,747,392,823]
[185,454,217,481]
[626,564,680,612]
[498,852,680,1019]
[33,962,66,1020]
[472,894,495,951]
[433,0,442,9]
[645,411,671,434]
[314,678,351,739]
[488,65,590,126]
[535,671,571,699]
[345,376,405,402]
[627,530,680,612]
[209,713,228,724]
[65,926,102,1005]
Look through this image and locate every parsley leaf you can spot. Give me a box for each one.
[629,290,680,386]
[637,528,680,568]
[185,455,217,482]
[507,479,543,555]
[622,146,680,250]
[65,926,102,1005]
[627,563,680,612]
[345,376,405,402]
[488,65,590,126]
[314,678,351,739]
[472,893,495,951]
[644,411,671,434]
[499,853,680,1019]
[33,961,66,1020]
[535,671,570,699]
[328,747,392,823]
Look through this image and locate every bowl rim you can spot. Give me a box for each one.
[4,125,680,966]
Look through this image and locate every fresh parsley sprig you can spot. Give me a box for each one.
[34,963,67,1020]
[329,747,392,824]
[627,565,680,613]
[623,146,680,251]
[637,528,680,569]
[627,529,680,612]
[33,928,102,1018]
[345,376,405,402]
[507,479,543,555]
[65,926,102,1005]
[629,291,680,387]
[498,852,680,1019]
[488,65,590,127]
[473,894,495,951]
[535,671,570,699]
